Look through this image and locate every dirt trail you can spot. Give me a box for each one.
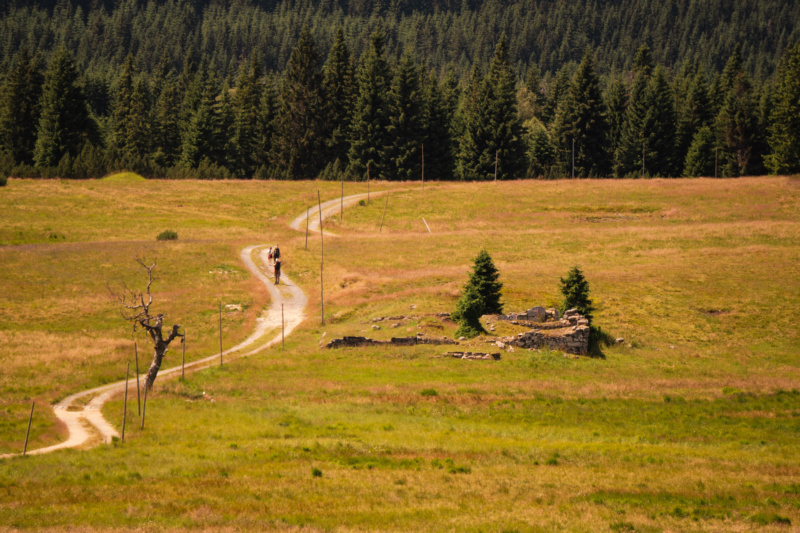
[0,191,370,459]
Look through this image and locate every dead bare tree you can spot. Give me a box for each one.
[114,260,182,390]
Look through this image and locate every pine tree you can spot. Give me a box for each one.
[214,83,236,169]
[541,67,570,126]
[676,71,713,167]
[452,249,503,338]
[271,27,326,179]
[458,37,526,180]
[716,71,759,176]
[322,28,354,165]
[231,56,263,177]
[766,44,800,174]
[421,73,456,180]
[34,48,98,168]
[180,70,218,169]
[110,55,135,154]
[551,50,610,177]
[349,31,392,179]
[683,126,716,177]
[643,67,679,177]
[151,70,181,167]
[0,48,44,165]
[254,76,278,171]
[126,77,152,160]
[385,54,424,181]
[559,266,594,323]
[605,77,627,164]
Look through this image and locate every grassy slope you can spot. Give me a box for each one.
[1,177,799,531]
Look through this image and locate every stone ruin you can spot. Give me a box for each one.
[324,333,457,349]
[495,307,590,356]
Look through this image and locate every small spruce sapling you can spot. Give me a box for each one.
[452,249,503,338]
[559,266,594,323]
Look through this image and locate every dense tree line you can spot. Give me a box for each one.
[0,1,799,180]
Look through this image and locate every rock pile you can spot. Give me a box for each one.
[443,352,501,361]
[496,307,560,323]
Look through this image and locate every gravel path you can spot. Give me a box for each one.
[0,191,371,459]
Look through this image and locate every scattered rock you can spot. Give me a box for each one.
[458,336,466,341]
[410,304,417,310]
[391,323,401,328]
[372,325,381,330]
[224,304,243,312]
[615,338,625,344]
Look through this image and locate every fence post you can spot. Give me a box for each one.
[219,300,223,367]
[141,383,148,430]
[318,191,324,325]
[134,340,141,416]
[23,402,34,455]
[181,330,186,380]
[122,362,129,442]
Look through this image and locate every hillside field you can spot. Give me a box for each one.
[1,176,799,531]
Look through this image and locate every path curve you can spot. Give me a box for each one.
[0,190,375,459]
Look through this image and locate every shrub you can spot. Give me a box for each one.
[311,468,323,478]
[420,388,438,397]
[156,230,178,241]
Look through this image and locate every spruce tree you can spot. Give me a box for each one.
[716,71,759,176]
[643,67,679,177]
[452,249,503,338]
[541,68,570,126]
[551,50,610,177]
[180,71,218,168]
[614,52,652,177]
[272,27,326,179]
[559,266,594,323]
[605,77,627,164]
[322,28,354,166]
[231,56,263,177]
[151,70,181,167]
[0,48,44,165]
[255,76,278,170]
[676,71,713,167]
[126,77,152,160]
[766,44,800,174]
[110,55,135,154]
[34,48,98,168]
[385,54,423,181]
[458,37,526,180]
[421,72,456,180]
[683,126,716,177]
[349,31,392,179]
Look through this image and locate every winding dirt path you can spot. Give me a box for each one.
[1,191,374,459]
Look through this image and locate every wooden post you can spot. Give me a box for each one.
[642,140,646,178]
[122,362,129,442]
[305,206,309,250]
[715,147,718,178]
[367,163,370,205]
[380,187,389,233]
[340,179,344,223]
[421,143,425,190]
[141,383,147,430]
[318,191,324,325]
[219,300,223,367]
[134,340,141,416]
[494,150,498,182]
[23,402,34,455]
[572,137,575,179]
[181,331,186,380]
[282,303,285,349]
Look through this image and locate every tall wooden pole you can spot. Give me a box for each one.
[572,137,575,179]
[421,143,425,190]
[181,331,186,380]
[140,383,147,430]
[380,186,389,233]
[122,362,129,442]
[318,191,324,325]
[134,340,141,416]
[219,300,223,367]
[305,206,309,250]
[23,402,34,455]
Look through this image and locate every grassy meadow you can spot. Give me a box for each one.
[1,175,799,531]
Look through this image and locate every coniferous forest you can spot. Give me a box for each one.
[1,0,799,181]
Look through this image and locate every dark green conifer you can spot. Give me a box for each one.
[643,67,679,176]
[110,55,135,153]
[676,71,713,167]
[766,44,800,174]
[683,126,716,177]
[323,28,354,165]
[349,31,392,179]
[272,27,326,179]
[605,77,627,163]
[180,71,218,168]
[385,54,424,181]
[34,48,98,168]
[551,50,610,177]
[151,70,181,167]
[452,249,503,338]
[560,266,594,324]
[231,56,263,177]
[126,78,152,160]
[716,71,758,176]
[541,68,570,126]
[0,48,44,165]
[421,73,456,180]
